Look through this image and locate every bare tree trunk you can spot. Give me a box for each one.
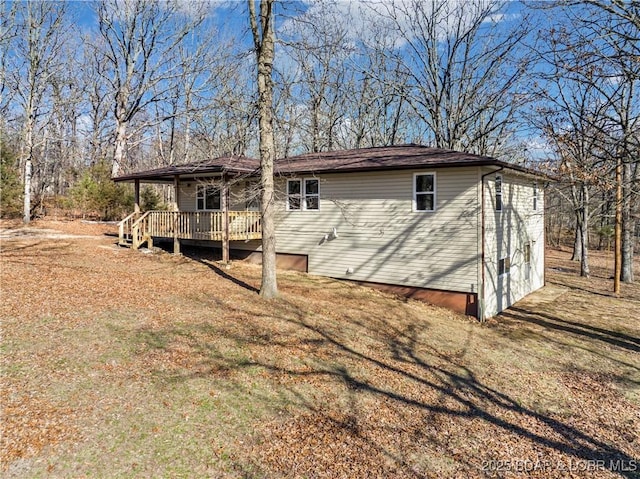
[621,160,634,282]
[249,0,278,299]
[23,158,32,223]
[112,119,127,177]
[571,224,582,261]
[580,184,590,277]
[598,191,606,250]
[570,183,583,261]
[556,207,564,247]
[614,156,622,296]
[21,112,34,223]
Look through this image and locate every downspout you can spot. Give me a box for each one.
[479,166,504,321]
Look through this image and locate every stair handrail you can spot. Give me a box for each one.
[118,211,141,244]
[131,211,151,249]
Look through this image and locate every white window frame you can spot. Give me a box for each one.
[286,179,302,211]
[286,178,320,211]
[524,243,531,280]
[304,178,320,211]
[196,184,221,211]
[532,181,538,211]
[498,255,510,277]
[495,174,503,212]
[413,172,436,212]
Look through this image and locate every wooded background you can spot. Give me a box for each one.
[1,0,638,285]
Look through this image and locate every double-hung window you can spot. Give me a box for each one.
[196,185,221,211]
[532,181,538,211]
[495,175,503,212]
[524,243,531,280]
[287,180,302,210]
[413,173,436,212]
[498,255,510,276]
[304,179,319,210]
[287,178,320,211]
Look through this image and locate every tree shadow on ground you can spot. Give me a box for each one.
[502,306,640,353]
[131,283,639,478]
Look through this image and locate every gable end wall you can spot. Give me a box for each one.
[482,170,545,318]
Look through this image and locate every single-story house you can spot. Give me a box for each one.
[113,144,546,319]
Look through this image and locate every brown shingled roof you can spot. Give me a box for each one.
[113,145,544,182]
[275,144,512,175]
[112,155,259,182]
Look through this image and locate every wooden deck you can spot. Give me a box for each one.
[118,210,262,250]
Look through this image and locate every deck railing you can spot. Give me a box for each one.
[119,210,262,248]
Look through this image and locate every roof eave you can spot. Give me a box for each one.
[112,166,258,183]
[274,159,549,178]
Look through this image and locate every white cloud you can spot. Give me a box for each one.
[524,136,554,160]
[282,0,520,50]
[483,12,522,24]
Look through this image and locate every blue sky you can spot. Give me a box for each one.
[7,0,598,161]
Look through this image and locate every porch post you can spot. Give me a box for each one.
[134,179,140,213]
[222,174,230,264]
[173,175,181,255]
[173,175,180,211]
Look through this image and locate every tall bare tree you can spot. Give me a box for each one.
[0,1,18,129]
[583,0,640,285]
[80,35,111,166]
[94,0,207,177]
[279,0,355,153]
[531,23,616,277]
[537,1,640,291]
[9,1,68,222]
[373,0,532,156]
[345,10,415,148]
[249,0,278,298]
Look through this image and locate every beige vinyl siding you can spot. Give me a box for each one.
[482,170,545,318]
[177,181,197,211]
[268,168,481,293]
[177,178,250,211]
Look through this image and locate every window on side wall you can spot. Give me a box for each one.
[495,174,503,212]
[287,179,302,210]
[533,181,538,211]
[304,179,319,210]
[196,185,221,211]
[287,178,320,211]
[498,255,510,276]
[524,243,531,280]
[414,172,436,212]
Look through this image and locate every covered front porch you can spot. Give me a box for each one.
[113,156,262,262]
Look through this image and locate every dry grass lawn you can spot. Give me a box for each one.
[1,219,638,478]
